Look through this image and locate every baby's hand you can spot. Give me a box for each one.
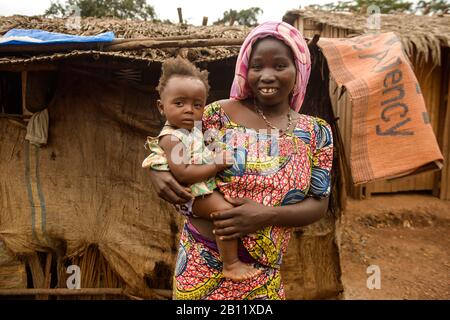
[214,150,235,170]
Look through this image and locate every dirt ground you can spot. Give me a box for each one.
[339,193,450,300]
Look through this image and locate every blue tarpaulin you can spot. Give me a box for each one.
[0,29,115,46]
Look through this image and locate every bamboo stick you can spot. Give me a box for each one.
[27,253,47,300]
[41,252,53,300]
[202,17,208,26]
[27,253,45,288]
[0,288,172,298]
[112,34,218,42]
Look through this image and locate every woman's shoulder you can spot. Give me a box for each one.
[206,99,245,112]
[204,99,249,125]
[292,114,333,148]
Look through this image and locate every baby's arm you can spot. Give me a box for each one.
[159,135,232,185]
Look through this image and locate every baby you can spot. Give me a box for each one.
[143,56,261,281]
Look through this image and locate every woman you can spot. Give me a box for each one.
[148,21,333,300]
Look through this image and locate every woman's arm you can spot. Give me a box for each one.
[159,135,232,185]
[211,196,329,240]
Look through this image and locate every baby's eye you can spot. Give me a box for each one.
[251,64,262,70]
[276,64,286,70]
[193,103,203,109]
[174,101,183,107]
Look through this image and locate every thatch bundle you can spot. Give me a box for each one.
[0,242,27,289]
[0,16,250,65]
[283,9,450,66]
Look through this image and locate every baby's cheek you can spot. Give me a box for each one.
[194,110,204,121]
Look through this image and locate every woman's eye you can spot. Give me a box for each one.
[251,65,261,70]
[276,64,286,70]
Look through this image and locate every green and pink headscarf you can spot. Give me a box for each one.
[230,21,311,113]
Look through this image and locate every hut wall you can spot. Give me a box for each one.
[329,78,364,199]
[440,50,450,200]
[298,17,354,39]
[282,214,343,299]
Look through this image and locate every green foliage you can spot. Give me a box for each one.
[310,0,414,13]
[45,0,156,20]
[417,0,450,14]
[310,0,450,14]
[214,7,263,26]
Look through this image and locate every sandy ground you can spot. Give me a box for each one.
[339,194,450,300]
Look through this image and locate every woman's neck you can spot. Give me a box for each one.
[252,99,291,118]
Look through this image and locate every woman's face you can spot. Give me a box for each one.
[247,37,296,108]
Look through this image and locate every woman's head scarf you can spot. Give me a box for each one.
[230,21,311,112]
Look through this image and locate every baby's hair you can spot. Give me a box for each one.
[157,56,210,96]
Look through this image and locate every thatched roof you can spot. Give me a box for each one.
[0,16,251,67]
[283,9,450,66]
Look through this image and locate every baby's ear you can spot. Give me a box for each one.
[156,100,164,115]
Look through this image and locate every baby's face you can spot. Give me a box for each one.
[159,76,207,130]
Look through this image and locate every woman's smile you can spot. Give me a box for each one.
[259,87,279,96]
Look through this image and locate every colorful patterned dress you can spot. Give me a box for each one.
[142,122,217,197]
[174,102,333,300]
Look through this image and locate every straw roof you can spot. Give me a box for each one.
[284,9,450,66]
[0,16,251,67]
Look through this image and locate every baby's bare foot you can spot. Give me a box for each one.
[222,261,262,282]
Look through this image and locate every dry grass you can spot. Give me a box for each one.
[286,9,450,66]
[0,16,250,65]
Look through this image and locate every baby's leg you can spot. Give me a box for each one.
[193,191,261,281]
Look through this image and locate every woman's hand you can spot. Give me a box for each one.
[148,170,193,204]
[211,195,329,240]
[211,196,274,241]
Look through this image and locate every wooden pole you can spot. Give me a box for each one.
[26,253,46,300]
[21,70,26,112]
[0,64,58,72]
[298,17,305,35]
[202,16,208,26]
[42,252,53,300]
[177,7,183,24]
[103,38,243,51]
[21,71,33,120]
[440,71,450,200]
[0,288,172,299]
[229,15,235,26]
